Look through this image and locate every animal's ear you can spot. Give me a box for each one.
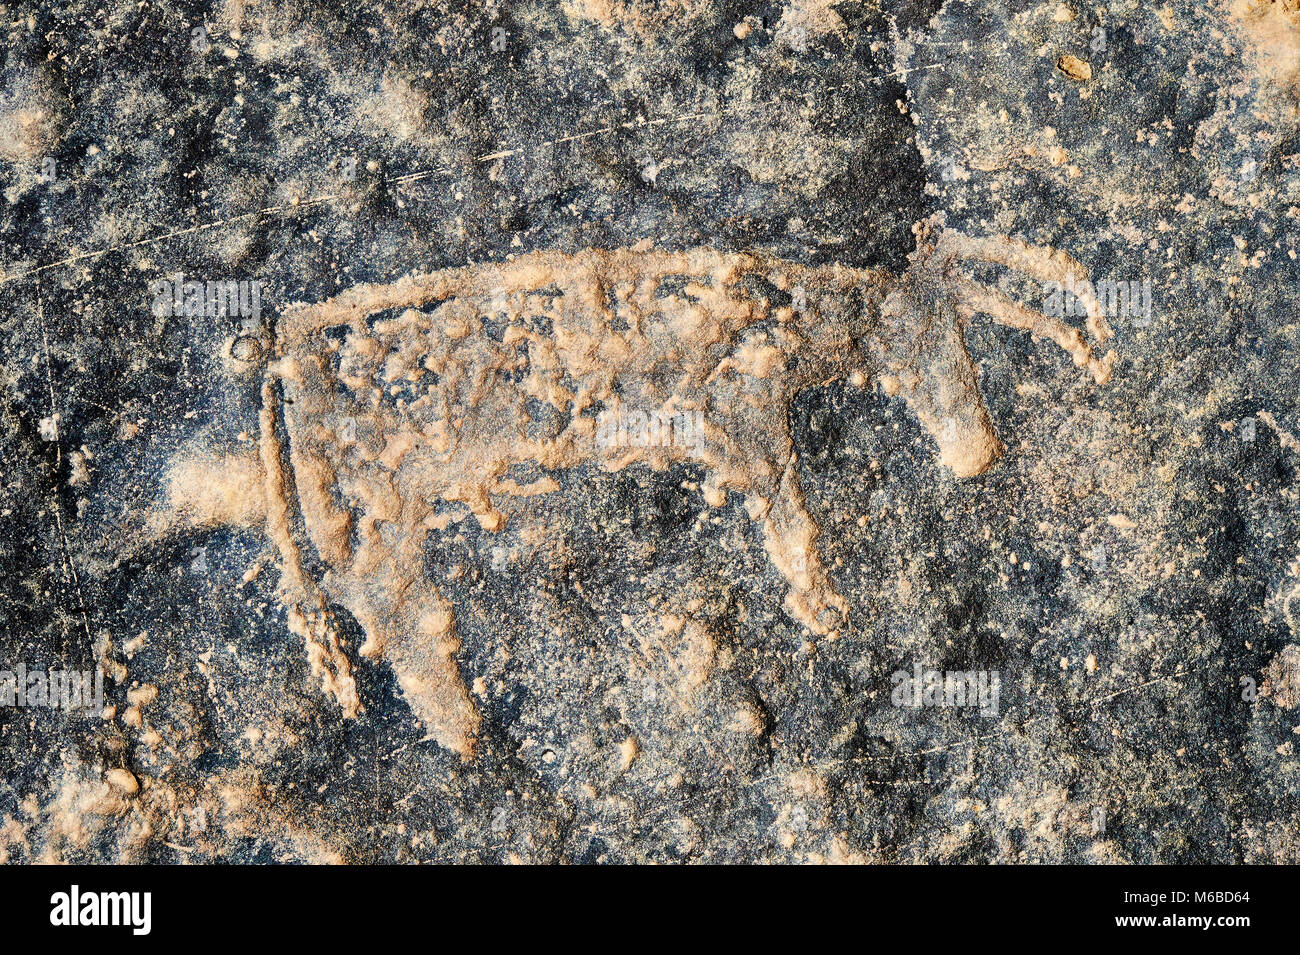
[894,317,1004,478]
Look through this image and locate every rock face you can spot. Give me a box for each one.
[0,0,1298,864]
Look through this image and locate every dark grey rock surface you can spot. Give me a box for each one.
[1,0,1299,863]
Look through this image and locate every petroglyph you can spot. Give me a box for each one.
[164,222,1115,757]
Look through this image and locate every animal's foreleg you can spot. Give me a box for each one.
[745,457,849,637]
[890,313,1005,478]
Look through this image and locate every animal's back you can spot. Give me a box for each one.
[274,246,881,540]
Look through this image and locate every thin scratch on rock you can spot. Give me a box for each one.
[36,280,94,656]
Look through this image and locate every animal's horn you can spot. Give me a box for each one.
[939,231,1113,346]
[954,277,1116,385]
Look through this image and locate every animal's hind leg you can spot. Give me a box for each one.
[341,581,481,759]
[259,374,362,718]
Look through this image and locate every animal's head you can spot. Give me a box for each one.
[875,220,1116,478]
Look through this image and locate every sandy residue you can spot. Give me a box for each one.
[160,450,266,529]
[774,0,848,45]
[0,68,64,163]
[1231,0,1300,100]
[16,765,344,864]
[562,0,708,36]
